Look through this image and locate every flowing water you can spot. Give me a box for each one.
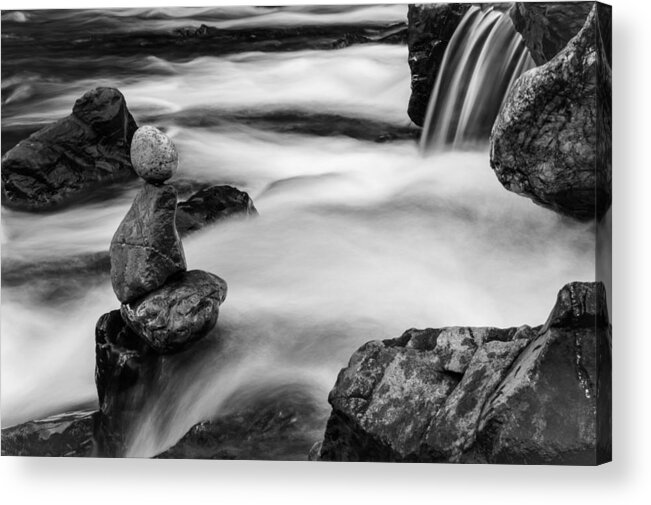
[1,6,596,458]
[420,6,535,151]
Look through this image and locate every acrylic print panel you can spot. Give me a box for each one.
[0,2,611,464]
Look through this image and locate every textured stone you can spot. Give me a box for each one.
[156,384,328,461]
[175,185,258,236]
[509,2,605,66]
[109,183,186,304]
[1,410,95,457]
[490,5,611,221]
[94,310,156,457]
[121,270,227,354]
[406,3,471,126]
[1,87,137,210]
[317,282,611,465]
[130,125,178,183]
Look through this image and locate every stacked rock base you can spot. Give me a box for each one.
[95,126,228,456]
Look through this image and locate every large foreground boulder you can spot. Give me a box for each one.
[110,183,186,303]
[406,3,471,126]
[490,4,611,221]
[1,87,137,211]
[121,269,227,354]
[316,282,611,464]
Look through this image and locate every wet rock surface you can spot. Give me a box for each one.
[490,3,611,221]
[156,384,329,461]
[406,3,471,126]
[110,183,187,303]
[509,2,598,66]
[121,270,227,354]
[94,310,157,457]
[1,410,96,457]
[490,5,612,221]
[316,281,611,464]
[1,87,138,211]
[176,185,258,235]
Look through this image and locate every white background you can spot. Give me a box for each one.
[0,0,649,503]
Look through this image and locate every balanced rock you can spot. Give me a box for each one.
[490,5,611,221]
[121,270,227,354]
[130,125,178,183]
[1,87,137,210]
[176,185,258,235]
[110,183,186,304]
[316,281,611,464]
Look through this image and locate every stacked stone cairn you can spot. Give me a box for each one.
[110,125,227,353]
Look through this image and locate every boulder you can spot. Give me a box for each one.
[1,87,137,211]
[109,183,186,303]
[175,185,258,235]
[1,410,96,457]
[120,269,227,354]
[316,281,611,464]
[406,3,472,126]
[490,4,611,221]
[509,2,608,66]
[94,310,156,457]
[130,125,178,183]
[156,384,328,461]
[474,283,612,464]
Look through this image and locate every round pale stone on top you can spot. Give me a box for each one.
[130,125,178,183]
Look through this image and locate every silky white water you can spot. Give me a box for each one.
[1,7,596,457]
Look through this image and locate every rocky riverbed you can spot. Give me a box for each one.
[2,4,610,463]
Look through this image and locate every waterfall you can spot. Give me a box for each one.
[420,6,535,152]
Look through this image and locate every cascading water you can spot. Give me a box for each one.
[420,6,535,152]
[1,6,596,459]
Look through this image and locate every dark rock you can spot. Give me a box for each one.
[176,185,258,236]
[94,310,156,457]
[317,282,611,464]
[406,3,471,126]
[1,410,96,457]
[509,2,608,66]
[109,183,186,304]
[156,384,329,461]
[475,298,612,464]
[490,5,611,221]
[1,87,137,211]
[121,270,227,354]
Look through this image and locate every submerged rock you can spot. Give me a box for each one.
[156,384,328,461]
[1,410,96,457]
[406,3,472,126]
[130,125,178,183]
[490,5,611,221]
[316,281,611,464]
[175,185,258,235]
[121,270,227,354]
[110,183,186,303]
[1,87,137,211]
